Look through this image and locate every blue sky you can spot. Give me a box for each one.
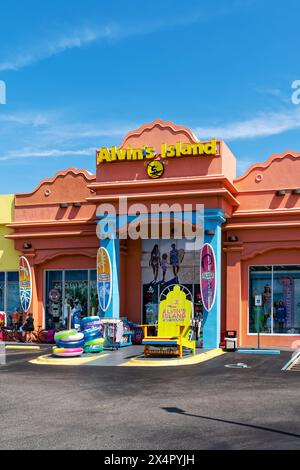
[0,0,300,194]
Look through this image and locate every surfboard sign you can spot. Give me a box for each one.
[19,256,32,313]
[200,243,217,312]
[97,247,112,313]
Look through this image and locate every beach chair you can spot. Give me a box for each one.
[142,285,196,358]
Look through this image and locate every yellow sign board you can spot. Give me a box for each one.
[96,140,218,164]
[158,285,192,338]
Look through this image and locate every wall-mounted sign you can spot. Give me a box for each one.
[96,139,218,164]
[97,247,112,313]
[147,160,164,179]
[255,295,262,307]
[200,243,217,312]
[19,256,32,313]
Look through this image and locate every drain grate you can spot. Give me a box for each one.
[225,363,250,369]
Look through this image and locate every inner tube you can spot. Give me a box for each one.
[81,316,101,330]
[83,328,101,341]
[84,345,103,354]
[59,332,84,343]
[53,347,83,357]
[84,337,105,347]
[56,339,85,349]
[81,316,101,324]
[54,330,78,342]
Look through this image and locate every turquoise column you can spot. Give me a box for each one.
[97,214,120,319]
[202,209,226,349]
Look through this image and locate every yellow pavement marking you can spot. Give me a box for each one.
[6,345,40,351]
[30,353,108,366]
[120,348,225,367]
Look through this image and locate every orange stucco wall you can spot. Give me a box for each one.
[5,120,300,349]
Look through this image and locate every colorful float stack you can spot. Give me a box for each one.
[81,316,105,353]
[52,316,105,357]
[53,330,85,357]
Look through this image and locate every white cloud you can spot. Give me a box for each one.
[0,147,95,161]
[0,112,48,126]
[193,108,300,141]
[0,25,119,72]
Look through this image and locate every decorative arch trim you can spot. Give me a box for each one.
[120,119,199,148]
[234,151,300,184]
[242,244,300,262]
[35,249,96,266]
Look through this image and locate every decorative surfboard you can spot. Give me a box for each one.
[19,256,32,313]
[97,247,112,313]
[200,243,217,312]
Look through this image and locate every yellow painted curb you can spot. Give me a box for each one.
[6,345,40,351]
[30,353,108,366]
[120,348,225,367]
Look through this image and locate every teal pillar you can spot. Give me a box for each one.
[97,214,120,319]
[202,209,226,349]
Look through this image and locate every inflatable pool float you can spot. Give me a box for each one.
[56,339,85,349]
[84,345,103,354]
[83,328,101,341]
[53,347,83,357]
[54,330,78,342]
[59,332,84,343]
[81,316,101,330]
[84,337,105,347]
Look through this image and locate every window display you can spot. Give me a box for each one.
[45,269,97,329]
[142,239,200,324]
[0,271,21,326]
[249,265,300,334]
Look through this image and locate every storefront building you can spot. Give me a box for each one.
[0,195,21,324]
[5,120,300,349]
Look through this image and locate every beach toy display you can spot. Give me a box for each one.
[56,338,85,349]
[58,332,84,342]
[52,321,105,358]
[54,330,79,342]
[83,327,101,342]
[81,316,101,330]
[84,337,105,353]
[53,329,84,358]
[53,347,84,358]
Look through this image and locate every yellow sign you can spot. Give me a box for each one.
[147,161,164,179]
[158,285,192,338]
[97,140,218,164]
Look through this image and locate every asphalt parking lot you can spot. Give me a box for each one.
[0,347,299,450]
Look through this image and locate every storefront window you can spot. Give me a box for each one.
[0,272,21,325]
[45,269,97,329]
[89,270,98,315]
[273,266,300,334]
[7,272,20,324]
[141,239,200,324]
[45,271,63,329]
[249,265,300,334]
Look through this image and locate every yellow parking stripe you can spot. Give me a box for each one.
[30,353,108,366]
[120,348,225,367]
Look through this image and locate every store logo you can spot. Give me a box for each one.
[96,197,204,251]
[291,80,300,105]
[147,160,164,179]
[0,80,6,105]
[96,140,219,164]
